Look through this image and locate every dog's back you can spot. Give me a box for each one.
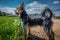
[27,17,43,26]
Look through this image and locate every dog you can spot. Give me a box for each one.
[15,3,54,40]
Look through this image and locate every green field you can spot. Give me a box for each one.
[0,17,24,40]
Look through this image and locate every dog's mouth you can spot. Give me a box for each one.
[15,9,23,15]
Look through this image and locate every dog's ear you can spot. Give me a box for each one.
[19,2,25,10]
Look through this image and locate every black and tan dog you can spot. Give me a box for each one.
[14,2,54,40]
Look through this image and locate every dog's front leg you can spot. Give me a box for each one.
[23,26,27,40]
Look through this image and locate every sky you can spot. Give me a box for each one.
[0,0,60,16]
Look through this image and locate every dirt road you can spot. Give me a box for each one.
[27,19,60,40]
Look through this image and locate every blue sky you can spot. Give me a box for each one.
[0,0,60,16]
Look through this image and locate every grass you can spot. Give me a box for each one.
[0,16,24,40]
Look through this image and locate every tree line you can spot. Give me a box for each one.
[0,11,16,17]
[0,11,10,16]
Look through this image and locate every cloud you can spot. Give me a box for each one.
[0,1,48,15]
[53,1,60,4]
[25,1,48,14]
[0,7,15,15]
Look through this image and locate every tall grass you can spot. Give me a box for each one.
[0,17,24,40]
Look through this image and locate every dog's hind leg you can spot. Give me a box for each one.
[23,23,31,40]
[49,28,54,40]
[44,27,54,40]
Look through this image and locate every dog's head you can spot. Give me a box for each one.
[14,2,25,15]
